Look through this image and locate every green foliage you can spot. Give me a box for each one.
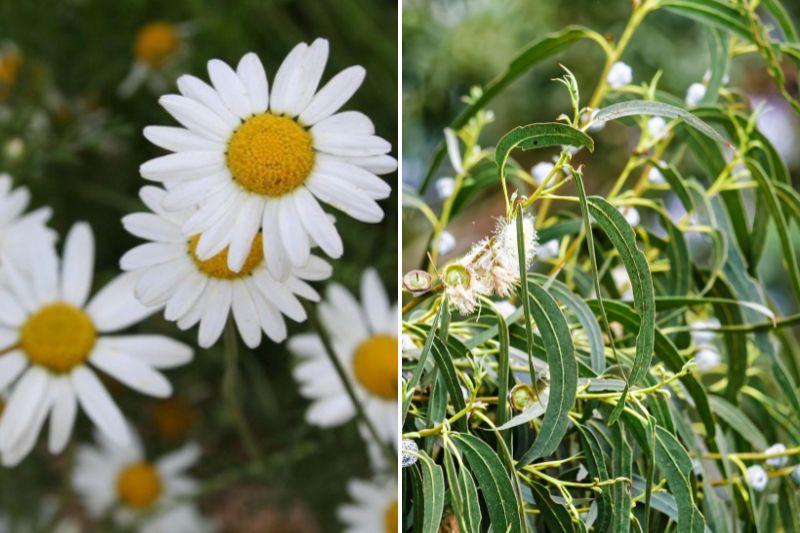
[403,0,800,530]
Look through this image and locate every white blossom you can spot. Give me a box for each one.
[435,177,455,199]
[694,347,721,373]
[531,161,555,185]
[765,443,788,468]
[746,465,768,492]
[685,82,706,106]
[607,62,632,89]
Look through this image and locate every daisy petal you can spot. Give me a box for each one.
[262,200,290,280]
[311,111,374,135]
[314,132,391,157]
[71,366,130,445]
[0,350,28,390]
[278,196,311,267]
[90,348,172,398]
[159,94,233,141]
[236,52,269,113]
[299,66,365,126]
[96,335,193,369]
[294,38,330,115]
[269,42,308,116]
[164,276,208,322]
[343,154,398,175]
[175,75,241,128]
[140,151,225,182]
[0,366,49,450]
[121,212,184,243]
[294,187,342,258]
[306,172,384,223]
[226,195,264,273]
[143,126,225,153]
[198,282,232,348]
[2,379,52,467]
[48,377,77,453]
[156,442,201,476]
[231,283,262,348]
[315,155,391,199]
[208,58,252,120]
[0,288,26,327]
[361,268,389,334]
[87,272,157,333]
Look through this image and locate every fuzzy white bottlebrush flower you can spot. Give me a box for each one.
[746,464,768,492]
[288,269,397,443]
[0,173,53,267]
[606,62,632,88]
[338,476,397,533]
[140,39,396,279]
[685,82,706,106]
[121,186,331,349]
[765,443,788,468]
[72,429,212,533]
[0,224,192,466]
[490,214,537,293]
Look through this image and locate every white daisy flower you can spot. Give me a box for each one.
[288,269,397,444]
[0,223,192,466]
[73,428,212,533]
[765,443,788,468]
[121,186,331,348]
[119,21,190,98]
[746,464,768,492]
[531,161,555,185]
[435,176,455,199]
[694,347,721,373]
[685,82,706,107]
[0,173,53,273]
[140,39,396,279]
[338,476,397,533]
[606,62,632,89]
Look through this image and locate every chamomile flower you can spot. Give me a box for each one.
[0,43,22,101]
[119,21,190,98]
[0,223,192,466]
[0,173,53,274]
[141,39,396,279]
[606,62,632,88]
[72,429,212,533]
[121,186,331,348]
[288,269,397,444]
[338,476,397,533]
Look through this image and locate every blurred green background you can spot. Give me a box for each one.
[0,0,397,531]
[402,0,799,308]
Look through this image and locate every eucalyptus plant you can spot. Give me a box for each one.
[401,0,800,531]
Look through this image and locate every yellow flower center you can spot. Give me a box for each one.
[117,463,162,510]
[21,303,96,373]
[385,500,398,533]
[226,114,315,197]
[353,335,398,400]
[135,22,179,68]
[188,233,264,279]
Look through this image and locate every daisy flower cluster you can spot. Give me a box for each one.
[0,34,396,532]
[443,212,538,315]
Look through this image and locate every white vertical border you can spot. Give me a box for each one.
[396,0,404,529]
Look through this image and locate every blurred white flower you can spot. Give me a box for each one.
[338,476,396,533]
[694,347,721,373]
[3,137,24,160]
[607,62,632,89]
[537,239,560,260]
[746,464,768,492]
[585,108,605,132]
[494,299,516,318]
[765,443,788,468]
[703,69,729,85]
[0,174,54,281]
[690,317,721,346]
[72,429,211,532]
[618,206,640,227]
[647,117,668,140]
[288,269,397,445]
[531,161,555,185]
[754,97,798,166]
[649,163,666,185]
[438,230,456,255]
[435,176,455,199]
[0,223,193,466]
[119,22,192,98]
[141,40,396,278]
[685,83,706,107]
[610,265,633,300]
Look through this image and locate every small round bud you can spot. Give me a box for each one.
[401,439,419,468]
[765,443,788,468]
[403,270,433,296]
[443,264,470,288]
[746,465,768,492]
[509,383,537,411]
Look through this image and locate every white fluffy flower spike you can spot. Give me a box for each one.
[0,223,193,466]
[140,40,396,279]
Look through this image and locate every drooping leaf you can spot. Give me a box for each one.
[654,426,707,533]
[411,450,445,533]
[495,122,594,181]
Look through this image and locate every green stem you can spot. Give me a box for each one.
[222,319,265,467]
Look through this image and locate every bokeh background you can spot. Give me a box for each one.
[402,0,800,310]
[0,0,397,531]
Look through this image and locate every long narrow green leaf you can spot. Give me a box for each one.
[610,423,632,533]
[593,100,730,147]
[708,395,768,451]
[654,426,707,533]
[517,280,577,465]
[443,445,481,533]
[495,123,594,181]
[453,433,523,533]
[576,424,612,531]
[403,300,445,420]
[429,336,468,431]
[529,481,579,533]
[587,196,655,387]
[412,450,446,533]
